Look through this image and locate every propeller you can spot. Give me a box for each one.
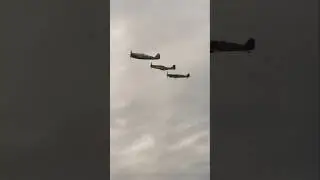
[129,50,133,62]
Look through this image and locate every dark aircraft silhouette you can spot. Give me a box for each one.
[130,51,160,60]
[166,72,190,79]
[150,62,176,71]
[210,38,255,53]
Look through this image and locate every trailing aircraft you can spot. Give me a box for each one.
[210,38,255,53]
[129,51,160,60]
[166,72,190,79]
[150,62,176,71]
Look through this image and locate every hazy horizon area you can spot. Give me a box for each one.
[110,0,210,179]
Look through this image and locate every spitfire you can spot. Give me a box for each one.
[130,51,160,60]
[210,37,256,65]
[150,63,175,71]
[166,72,190,79]
[210,38,255,53]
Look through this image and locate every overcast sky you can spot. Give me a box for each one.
[110,0,210,179]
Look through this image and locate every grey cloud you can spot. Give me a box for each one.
[111,0,210,178]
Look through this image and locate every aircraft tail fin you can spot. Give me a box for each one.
[154,53,160,59]
[245,38,255,50]
[172,65,176,69]
[186,73,190,78]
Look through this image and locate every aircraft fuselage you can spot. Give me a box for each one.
[212,42,247,51]
[210,38,255,53]
[167,73,190,78]
[151,64,175,71]
[130,52,160,60]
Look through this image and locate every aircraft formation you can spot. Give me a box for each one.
[129,51,190,79]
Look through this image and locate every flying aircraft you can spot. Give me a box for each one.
[129,51,160,60]
[210,38,255,53]
[166,72,190,79]
[150,62,176,71]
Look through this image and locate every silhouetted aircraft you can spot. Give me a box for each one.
[166,72,190,79]
[210,38,255,53]
[150,62,175,71]
[130,51,160,60]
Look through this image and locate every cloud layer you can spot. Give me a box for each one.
[110,0,210,178]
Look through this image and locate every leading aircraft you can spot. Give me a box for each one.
[150,62,176,71]
[166,72,190,79]
[129,51,160,60]
[210,38,255,53]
